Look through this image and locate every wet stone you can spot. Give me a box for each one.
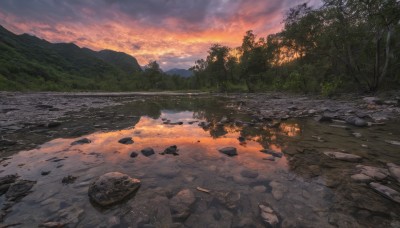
[385,140,400,146]
[269,181,287,201]
[169,189,196,222]
[118,137,134,144]
[5,180,36,201]
[259,203,280,227]
[62,175,77,184]
[369,182,400,204]
[88,172,141,207]
[345,116,368,127]
[130,151,138,158]
[354,165,389,181]
[141,147,155,157]
[41,171,51,176]
[0,175,19,195]
[218,147,237,157]
[70,138,91,146]
[387,163,400,183]
[323,151,362,162]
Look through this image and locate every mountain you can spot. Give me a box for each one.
[165,68,193,78]
[0,25,142,91]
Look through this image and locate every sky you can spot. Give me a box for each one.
[0,0,319,70]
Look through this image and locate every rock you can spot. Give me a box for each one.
[263,156,275,161]
[345,116,367,127]
[130,152,138,158]
[169,189,196,222]
[355,165,389,181]
[118,137,134,144]
[388,163,400,183]
[351,174,373,183]
[41,171,51,176]
[238,136,246,143]
[288,105,298,111]
[369,182,400,204]
[352,132,362,138]
[363,97,382,105]
[253,185,267,193]
[62,175,77,184]
[269,181,287,201]
[0,174,19,195]
[88,172,141,207]
[314,114,332,122]
[323,151,362,162]
[213,191,241,210]
[259,203,280,227]
[70,138,91,146]
[198,122,210,128]
[240,169,259,179]
[385,140,400,146]
[141,147,155,157]
[260,149,283,158]
[162,145,179,155]
[218,147,237,157]
[5,180,36,200]
[47,122,61,128]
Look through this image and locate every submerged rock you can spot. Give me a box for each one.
[323,151,362,162]
[260,149,283,158]
[70,138,91,146]
[385,140,400,146]
[369,182,400,204]
[169,189,196,222]
[259,203,280,227]
[388,163,400,183]
[0,175,19,195]
[141,147,155,157]
[88,172,141,207]
[240,169,259,179]
[62,175,78,184]
[5,180,36,201]
[345,116,367,127]
[118,137,134,144]
[130,151,138,158]
[269,181,287,201]
[218,147,238,157]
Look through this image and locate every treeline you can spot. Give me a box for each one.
[188,0,400,94]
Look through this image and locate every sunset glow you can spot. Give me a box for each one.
[0,0,316,69]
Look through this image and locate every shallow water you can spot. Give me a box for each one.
[1,96,400,227]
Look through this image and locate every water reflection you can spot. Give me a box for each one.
[1,97,399,227]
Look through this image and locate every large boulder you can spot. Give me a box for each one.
[88,172,141,207]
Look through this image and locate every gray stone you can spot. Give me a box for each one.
[218,147,237,157]
[259,203,280,227]
[269,181,287,201]
[88,172,141,207]
[169,189,196,222]
[355,165,389,181]
[5,180,36,200]
[385,140,400,146]
[363,97,382,105]
[345,116,367,127]
[370,182,400,204]
[388,163,400,183]
[323,151,362,162]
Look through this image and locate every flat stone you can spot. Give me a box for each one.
[355,165,389,181]
[351,173,372,183]
[388,163,400,183]
[218,147,237,157]
[118,137,134,144]
[88,172,141,207]
[141,147,155,157]
[71,138,91,146]
[370,182,400,204]
[259,203,280,227]
[169,189,196,222]
[269,181,287,201]
[323,151,362,162]
[253,185,267,193]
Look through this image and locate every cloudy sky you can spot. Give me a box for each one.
[0,0,319,70]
